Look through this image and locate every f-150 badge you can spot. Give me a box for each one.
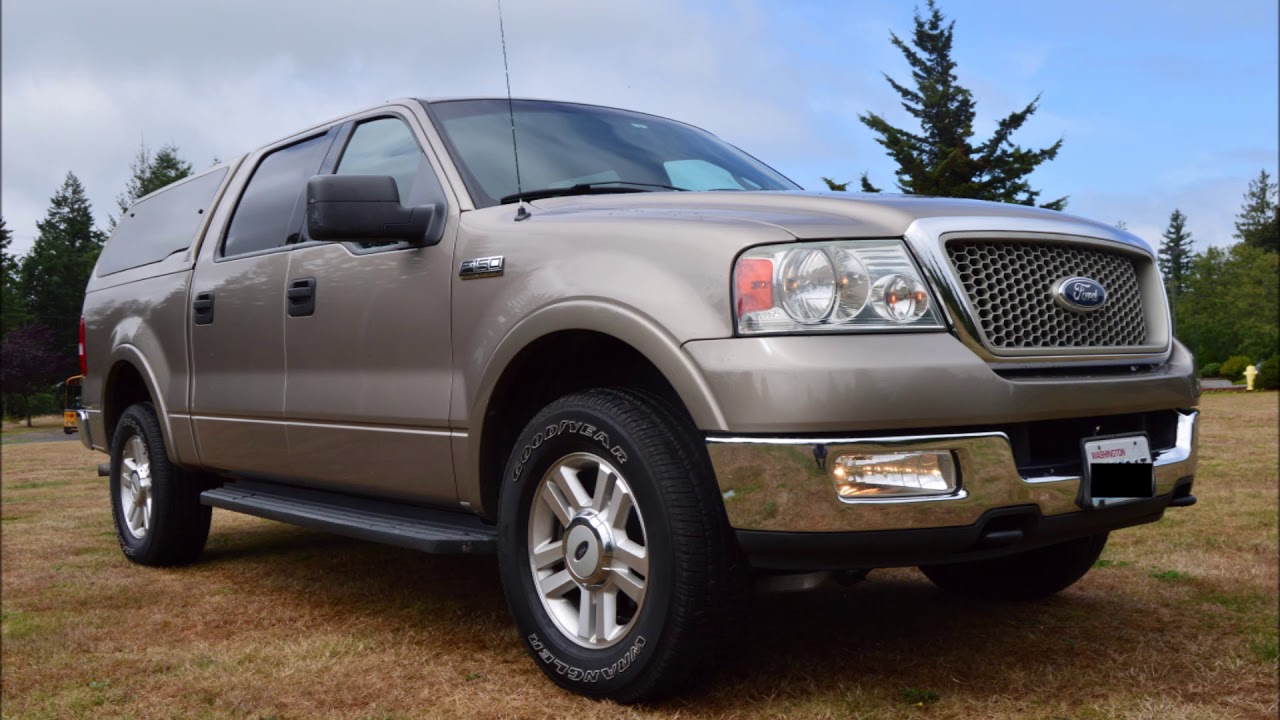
[460,256,504,279]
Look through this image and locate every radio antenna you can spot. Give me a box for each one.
[498,0,523,197]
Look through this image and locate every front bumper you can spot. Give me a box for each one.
[708,409,1198,567]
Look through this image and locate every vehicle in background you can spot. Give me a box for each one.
[62,374,83,434]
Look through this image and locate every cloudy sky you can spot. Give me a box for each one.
[2,0,1276,257]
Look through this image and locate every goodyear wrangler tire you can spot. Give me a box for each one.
[919,532,1109,601]
[109,402,211,566]
[497,388,744,703]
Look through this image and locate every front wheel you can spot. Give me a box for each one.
[497,389,745,703]
[919,532,1109,601]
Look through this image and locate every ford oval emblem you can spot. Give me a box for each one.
[1053,276,1108,312]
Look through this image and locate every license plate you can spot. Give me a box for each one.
[1081,434,1154,508]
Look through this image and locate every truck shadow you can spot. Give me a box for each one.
[196,524,1188,709]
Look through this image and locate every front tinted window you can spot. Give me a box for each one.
[97,168,228,275]
[335,117,443,207]
[223,133,331,257]
[429,99,797,207]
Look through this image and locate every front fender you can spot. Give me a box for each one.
[454,299,729,513]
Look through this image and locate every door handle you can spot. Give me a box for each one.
[193,291,215,325]
[287,277,317,317]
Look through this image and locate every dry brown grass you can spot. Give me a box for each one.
[2,394,1276,719]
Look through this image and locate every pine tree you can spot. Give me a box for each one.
[110,143,194,228]
[1158,209,1194,300]
[1,217,30,337]
[841,0,1065,209]
[18,173,106,366]
[1233,169,1279,252]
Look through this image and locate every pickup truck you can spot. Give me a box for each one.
[78,97,1200,702]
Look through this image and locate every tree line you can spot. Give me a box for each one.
[1,146,193,424]
[1156,171,1279,388]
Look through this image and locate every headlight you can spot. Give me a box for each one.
[734,240,943,335]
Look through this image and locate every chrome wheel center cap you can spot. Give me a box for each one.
[564,512,613,585]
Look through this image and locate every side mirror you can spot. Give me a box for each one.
[305,175,443,246]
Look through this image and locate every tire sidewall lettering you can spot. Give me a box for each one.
[527,632,647,683]
[511,417,630,482]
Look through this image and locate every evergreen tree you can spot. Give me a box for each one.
[821,177,850,191]
[841,0,1065,209]
[1176,245,1278,364]
[1233,169,1279,252]
[1,217,29,337]
[18,173,106,366]
[110,143,193,228]
[1158,209,1194,300]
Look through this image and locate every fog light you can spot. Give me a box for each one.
[831,450,957,498]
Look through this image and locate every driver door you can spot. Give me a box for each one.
[282,111,458,504]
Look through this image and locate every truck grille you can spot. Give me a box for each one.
[946,240,1147,350]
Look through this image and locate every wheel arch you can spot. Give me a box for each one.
[102,347,176,460]
[462,302,727,520]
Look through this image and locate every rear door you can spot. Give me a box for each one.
[189,129,337,476]
[282,109,458,503]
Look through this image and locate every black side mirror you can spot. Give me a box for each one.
[305,175,443,246]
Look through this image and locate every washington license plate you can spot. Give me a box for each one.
[1081,434,1154,508]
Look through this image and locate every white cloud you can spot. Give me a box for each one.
[1,0,837,255]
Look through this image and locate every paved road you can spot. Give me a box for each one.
[1,428,78,445]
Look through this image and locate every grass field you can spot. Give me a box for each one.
[2,394,1276,719]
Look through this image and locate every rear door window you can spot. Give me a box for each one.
[222,132,333,258]
[96,168,228,275]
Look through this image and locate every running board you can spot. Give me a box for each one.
[201,481,496,554]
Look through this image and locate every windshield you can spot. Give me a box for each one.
[427,99,799,207]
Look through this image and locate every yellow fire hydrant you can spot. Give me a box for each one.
[1244,363,1259,391]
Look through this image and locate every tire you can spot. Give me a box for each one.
[497,388,746,703]
[919,532,1109,601]
[109,402,211,566]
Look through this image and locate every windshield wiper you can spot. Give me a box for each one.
[500,181,686,205]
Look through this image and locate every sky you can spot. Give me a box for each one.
[2,0,1276,258]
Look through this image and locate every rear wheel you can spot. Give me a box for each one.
[109,402,211,566]
[919,533,1109,601]
[497,389,745,703]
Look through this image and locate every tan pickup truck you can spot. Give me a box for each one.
[78,98,1200,702]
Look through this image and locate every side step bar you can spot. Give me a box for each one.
[201,481,497,554]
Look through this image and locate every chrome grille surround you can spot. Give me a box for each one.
[902,216,1172,366]
[946,240,1146,349]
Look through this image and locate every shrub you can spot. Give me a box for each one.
[1199,362,1222,378]
[1219,356,1253,381]
[1259,355,1279,390]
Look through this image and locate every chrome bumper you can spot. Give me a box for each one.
[76,409,94,451]
[708,410,1198,532]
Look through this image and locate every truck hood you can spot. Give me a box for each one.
[527,190,1126,242]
